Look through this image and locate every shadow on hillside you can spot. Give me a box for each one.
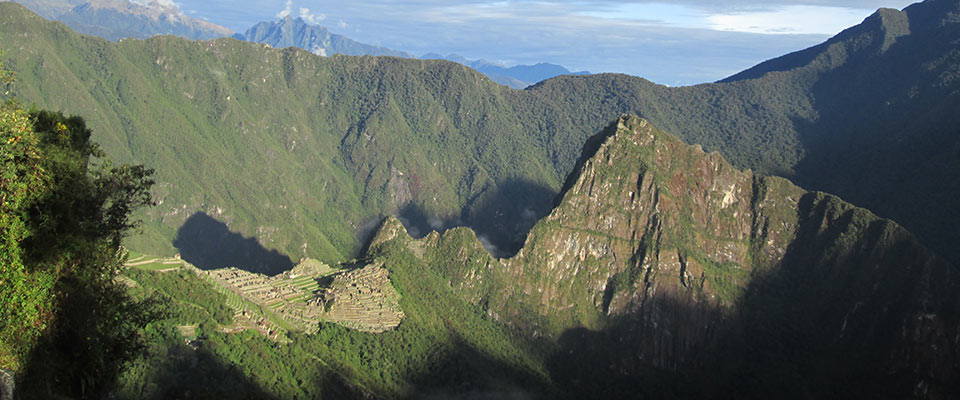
[546,297,722,400]
[118,336,281,400]
[543,191,958,400]
[173,212,294,275]
[394,179,556,258]
[462,179,555,257]
[786,16,960,266]
[402,335,553,399]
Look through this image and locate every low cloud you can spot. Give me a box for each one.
[478,234,508,258]
[521,208,538,221]
[299,7,326,24]
[428,216,445,230]
[276,0,293,18]
[275,1,326,24]
[705,5,876,34]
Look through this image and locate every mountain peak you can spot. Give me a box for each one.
[13,0,233,40]
[235,16,411,57]
[363,114,956,396]
[856,6,911,51]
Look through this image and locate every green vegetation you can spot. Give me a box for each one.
[2,2,959,398]
[112,243,554,399]
[5,1,959,267]
[0,53,159,397]
[125,268,233,325]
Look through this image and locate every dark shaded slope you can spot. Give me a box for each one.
[724,0,960,262]
[524,0,960,262]
[367,116,960,399]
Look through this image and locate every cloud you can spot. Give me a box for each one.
[170,0,914,85]
[276,0,292,18]
[299,7,326,24]
[130,0,182,13]
[478,234,506,258]
[706,5,875,34]
[605,0,911,12]
[427,216,444,230]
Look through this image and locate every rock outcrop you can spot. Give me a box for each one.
[368,115,960,398]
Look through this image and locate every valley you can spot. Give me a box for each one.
[3,0,958,267]
[1,0,959,398]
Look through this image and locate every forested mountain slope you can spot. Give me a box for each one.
[1,0,958,267]
[365,116,960,399]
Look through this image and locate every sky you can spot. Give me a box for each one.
[170,0,917,86]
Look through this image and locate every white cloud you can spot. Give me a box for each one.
[276,0,293,18]
[299,7,326,24]
[338,19,349,28]
[706,5,873,34]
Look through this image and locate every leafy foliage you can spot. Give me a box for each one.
[0,94,51,372]
[0,55,160,396]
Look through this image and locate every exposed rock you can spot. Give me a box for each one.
[367,115,960,397]
[0,368,12,400]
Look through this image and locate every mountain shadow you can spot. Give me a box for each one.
[402,335,553,399]
[462,179,557,257]
[115,335,280,400]
[546,190,960,400]
[395,179,556,258]
[173,212,294,275]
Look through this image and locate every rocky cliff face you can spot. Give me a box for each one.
[368,115,960,398]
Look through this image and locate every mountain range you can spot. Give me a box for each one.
[232,16,414,59]
[3,0,958,266]
[235,17,590,89]
[1,0,959,397]
[8,0,233,40]
[9,0,593,88]
[421,52,590,89]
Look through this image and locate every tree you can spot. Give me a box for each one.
[0,55,162,397]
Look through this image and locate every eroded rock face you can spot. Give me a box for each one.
[368,115,959,397]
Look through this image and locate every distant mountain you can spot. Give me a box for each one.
[9,0,233,40]
[234,16,413,58]
[3,2,960,397]
[422,52,590,88]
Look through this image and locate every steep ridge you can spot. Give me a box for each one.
[2,0,959,268]
[522,0,960,263]
[367,116,960,398]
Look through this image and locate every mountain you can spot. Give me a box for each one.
[1,0,959,270]
[9,0,233,40]
[234,16,413,58]
[104,116,960,399]
[364,115,959,398]
[422,52,590,88]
